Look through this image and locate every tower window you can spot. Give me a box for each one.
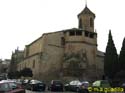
[76,31,82,36]
[90,18,93,27]
[79,18,82,29]
[85,31,89,37]
[69,31,75,36]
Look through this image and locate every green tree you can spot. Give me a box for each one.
[20,68,33,77]
[8,71,21,79]
[119,37,125,70]
[104,30,118,79]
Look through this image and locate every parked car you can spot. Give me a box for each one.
[48,80,63,91]
[26,80,46,91]
[0,80,25,93]
[92,80,111,87]
[64,80,81,92]
[78,81,90,93]
[22,79,30,88]
[92,80,111,93]
[16,79,23,85]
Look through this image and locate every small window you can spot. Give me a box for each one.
[69,31,75,36]
[79,18,82,29]
[76,31,82,36]
[61,37,65,46]
[90,18,93,27]
[33,60,35,68]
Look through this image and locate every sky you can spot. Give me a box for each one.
[0,0,125,59]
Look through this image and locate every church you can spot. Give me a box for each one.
[17,5,104,82]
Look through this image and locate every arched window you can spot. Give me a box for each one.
[79,18,82,29]
[90,18,93,27]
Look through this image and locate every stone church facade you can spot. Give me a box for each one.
[17,6,104,82]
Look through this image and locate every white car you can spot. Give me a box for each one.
[92,80,111,88]
[64,80,81,92]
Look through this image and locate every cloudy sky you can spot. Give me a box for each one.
[0,0,125,59]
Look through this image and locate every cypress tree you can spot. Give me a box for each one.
[104,30,118,79]
[119,37,125,70]
[115,38,125,81]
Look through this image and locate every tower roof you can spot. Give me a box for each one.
[78,6,95,18]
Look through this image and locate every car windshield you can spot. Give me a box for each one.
[0,83,11,92]
[70,80,81,85]
[23,79,29,83]
[81,81,89,86]
[93,80,110,87]
[30,80,42,84]
[92,81,101,86]
[8,82,18,89]
[121,83,125,86]
[53,80,62,84]
[101,80,110,87]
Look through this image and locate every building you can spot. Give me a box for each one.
[17,6,104,82]
[9,48,24,73]
[0,59,11,74]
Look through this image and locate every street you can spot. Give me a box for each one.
[26,90,76,93]
[25,90,125,93]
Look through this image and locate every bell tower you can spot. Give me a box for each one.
[78,5,95,32]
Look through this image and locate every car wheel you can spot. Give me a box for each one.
[84,89,89,93]
[31,87,33,91]
[76,88,79,92]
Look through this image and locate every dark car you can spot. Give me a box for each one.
[22,79,30,88]
[64,80,81,92]
[26,80,46,91]
[0,80,25,93]
[48,80,63,91]
[78,81,90,93]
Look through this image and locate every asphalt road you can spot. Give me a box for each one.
[26,90,125,93]
[26,90,76,93]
